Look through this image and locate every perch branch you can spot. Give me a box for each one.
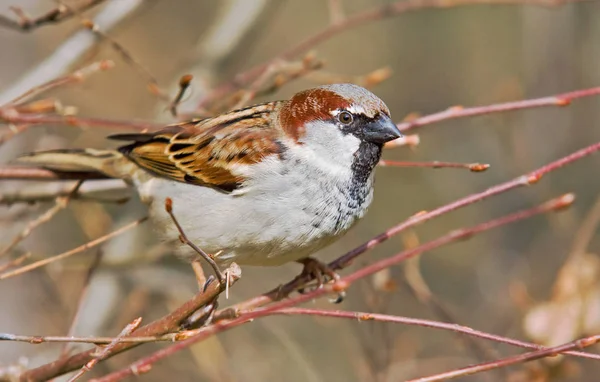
[90,194,577,382]
[0,181,82,257]
[0,0,106,31]
[0,0,144,104]
[396,86,600,132]
[4,306,598,361]
[271,308,600,360]
[17,264,241,382]
[407,335,600,382]
[219,141,600,314]
[0,218,146,280]
[67,317,142,382]
[378,160,489,172]
[197,0,591,110]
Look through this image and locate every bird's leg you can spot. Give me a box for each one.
[165,197,226,283]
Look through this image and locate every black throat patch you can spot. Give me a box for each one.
[352,141,382,185]
[347,141,382,207]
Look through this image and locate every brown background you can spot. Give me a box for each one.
[1,0,600,381]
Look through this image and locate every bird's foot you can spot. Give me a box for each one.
[296,257,345,303]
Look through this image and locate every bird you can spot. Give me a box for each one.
[17,83,402,282]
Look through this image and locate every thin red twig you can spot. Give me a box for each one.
[407,335,600,382]
[196,0,591,110]
[378,160,489,172]
[0,112,161,132]
[17,264,242,382]
[0,218,146,280]
[90,194,576,382]
[223,141,600,314]
[271,308,600,360]
[0,0,106,32]
[397,87,600,132]
[67,317,142,382]
[3,60,114,106]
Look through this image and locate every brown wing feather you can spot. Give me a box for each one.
[109,102,285,192]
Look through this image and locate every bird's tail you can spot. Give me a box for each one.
[16,148,136,181]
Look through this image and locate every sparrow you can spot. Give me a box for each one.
[17,83,402,275]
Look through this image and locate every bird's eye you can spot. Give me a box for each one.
[337,111,354,125]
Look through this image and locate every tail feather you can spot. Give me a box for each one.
[15,149,134,180]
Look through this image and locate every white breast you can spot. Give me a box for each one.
[133,147,375,266]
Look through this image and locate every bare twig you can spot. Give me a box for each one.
[200,54,324,114]
[0,218,146,280]
[400,232,502,374]
[0,185,130,205]
[58,250,105,360]
[0,181,83,257]
[77,17,168,100]
[0,111,161,132]
[327,0,345,25]
[0,124,32,146]
[220,141,600,314]
[0,252,30,273]
[90,194,576,382]
[169,75,193,117]
[305,66,392,88]
[383,133,420,148]
[18,264,241,382]
[396,87,600,132]
[4,60,115,107]
[5,306,598,362]
[0,0,106,32]
[196,0,590,110]
[0,0,144,104]
[378,160,490,172]
[0,167,109,181]
[407,335,600,382]
[1,86,598,139]
[67,317,142,382]
[271,308,600,360]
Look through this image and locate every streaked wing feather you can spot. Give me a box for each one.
[109,102,285,192]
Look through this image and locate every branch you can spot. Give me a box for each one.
[407,335,600,382]
[67,317,142,382]
[0,0,144,104]
[89,194,578,382]
[396,86,600,132]
[17,264,241,382]
[196,0,590,110]
[0,112,161,132]
[271,308,600,360]
[8,306,596,361]
[0,181,82,257]
[2,60,115,107]
[220,141,600,314]
[0,218,146,280]
[0,167,109,181]
[378,160,490,172]
[19,134,600,381]
[0,0,106,32]
[0,186,130,205]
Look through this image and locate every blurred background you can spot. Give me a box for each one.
[1,0,600,381]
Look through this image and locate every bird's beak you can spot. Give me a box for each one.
[363,114,403,144]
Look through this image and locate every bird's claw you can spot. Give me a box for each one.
[296,257,345,303]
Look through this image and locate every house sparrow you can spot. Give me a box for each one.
[18,84,401,276]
